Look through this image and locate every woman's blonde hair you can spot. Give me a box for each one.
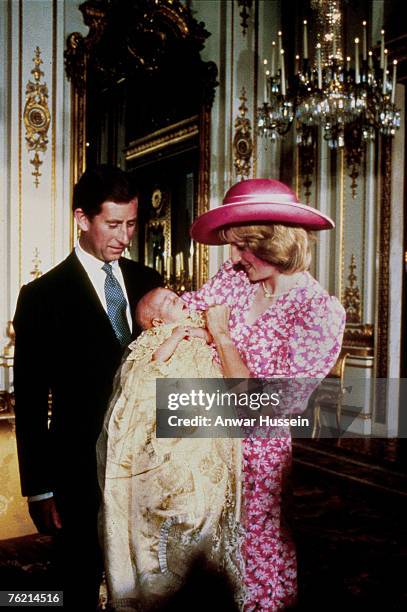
[219,224,316,273]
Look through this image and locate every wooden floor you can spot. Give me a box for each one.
[292,439,407,611]
[0,440,406,610]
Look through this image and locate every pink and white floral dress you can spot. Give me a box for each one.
[182,260,345,610]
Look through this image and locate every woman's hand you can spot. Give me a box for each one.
[205,304,250,377]
[205,304,231,339]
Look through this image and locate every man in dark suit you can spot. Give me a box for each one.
[13,165,162,610]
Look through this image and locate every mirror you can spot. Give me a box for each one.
[65,0,218,289]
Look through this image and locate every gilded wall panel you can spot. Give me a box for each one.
[342,151,367,320]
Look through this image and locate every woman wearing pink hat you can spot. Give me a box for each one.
[183,178,346,610]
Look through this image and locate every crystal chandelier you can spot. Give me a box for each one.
[257,1,400,156]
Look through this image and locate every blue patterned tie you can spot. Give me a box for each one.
[102,262,132,347]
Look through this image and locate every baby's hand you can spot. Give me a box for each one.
[185,327,213,343]
[153,326,188,362]
[172,325,189,339]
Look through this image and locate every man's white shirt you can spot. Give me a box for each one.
[74,242,132,330]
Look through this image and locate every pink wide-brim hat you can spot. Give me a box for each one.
[190,178,334,245]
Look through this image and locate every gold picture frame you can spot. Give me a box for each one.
[65,0,217,289]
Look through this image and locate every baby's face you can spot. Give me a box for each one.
[152,289,189,325]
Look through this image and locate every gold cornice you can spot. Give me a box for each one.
[125,116,199,161]
[343,324,374,344]
[158,3,190,36]
[66,1,210,92]
[343,323,374,357]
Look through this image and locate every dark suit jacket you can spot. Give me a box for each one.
[13,252,161,499]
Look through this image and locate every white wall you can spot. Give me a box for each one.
[0,0,87,365]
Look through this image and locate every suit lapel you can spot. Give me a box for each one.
[63,252,119,345]
[119,258,137,331]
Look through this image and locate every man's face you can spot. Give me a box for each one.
[75,199,138,262]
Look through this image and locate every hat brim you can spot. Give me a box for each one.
[190,201,335,245]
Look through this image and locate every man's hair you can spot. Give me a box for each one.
[72,165,138,218]
[219,224,316,273]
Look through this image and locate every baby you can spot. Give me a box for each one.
[135,287,212,362]
[97,288,242,612]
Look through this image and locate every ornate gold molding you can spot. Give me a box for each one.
[65,4,107,95]
[30,248,43,280]
[298,127,317,204]
[144,188,171,280]
[65,0,210,93]
[343,254,362,324]
[237,0,253,36]
[342,323,374,357]
[233,88,253,179]
[345,124,364,199]
[69,86,87,247]
[125,117,199,161]
[197,107,211,287]
[23,47,51,188]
